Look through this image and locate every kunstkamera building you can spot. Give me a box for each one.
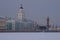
[0,4,37,32]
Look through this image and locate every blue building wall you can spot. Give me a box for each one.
[15,21,24,31]
[6,22,12,30]
[6,19,35,31]
[15,20,34,31]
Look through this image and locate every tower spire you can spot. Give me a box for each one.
[47,16,49,27]
[20,4,23,9]
[18,4,25,21]
[46,16,50,30]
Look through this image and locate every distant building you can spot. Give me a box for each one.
[15,20,34,31]
[0,17,7,31]
[37,26,47,32]
[5,4,36,32]
[46,16,50,30]
[14,4,35,32]
[6,19,15,31]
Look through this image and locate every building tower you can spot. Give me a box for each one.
[18,4,25,21]
[34,21,37,31]
[46,16,50,30]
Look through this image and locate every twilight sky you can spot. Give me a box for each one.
[0,0,60,26]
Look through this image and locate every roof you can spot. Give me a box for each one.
[0,17,4,19]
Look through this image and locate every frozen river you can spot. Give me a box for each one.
[0,32,60,40]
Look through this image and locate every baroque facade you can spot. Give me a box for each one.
[0,4,36,32]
